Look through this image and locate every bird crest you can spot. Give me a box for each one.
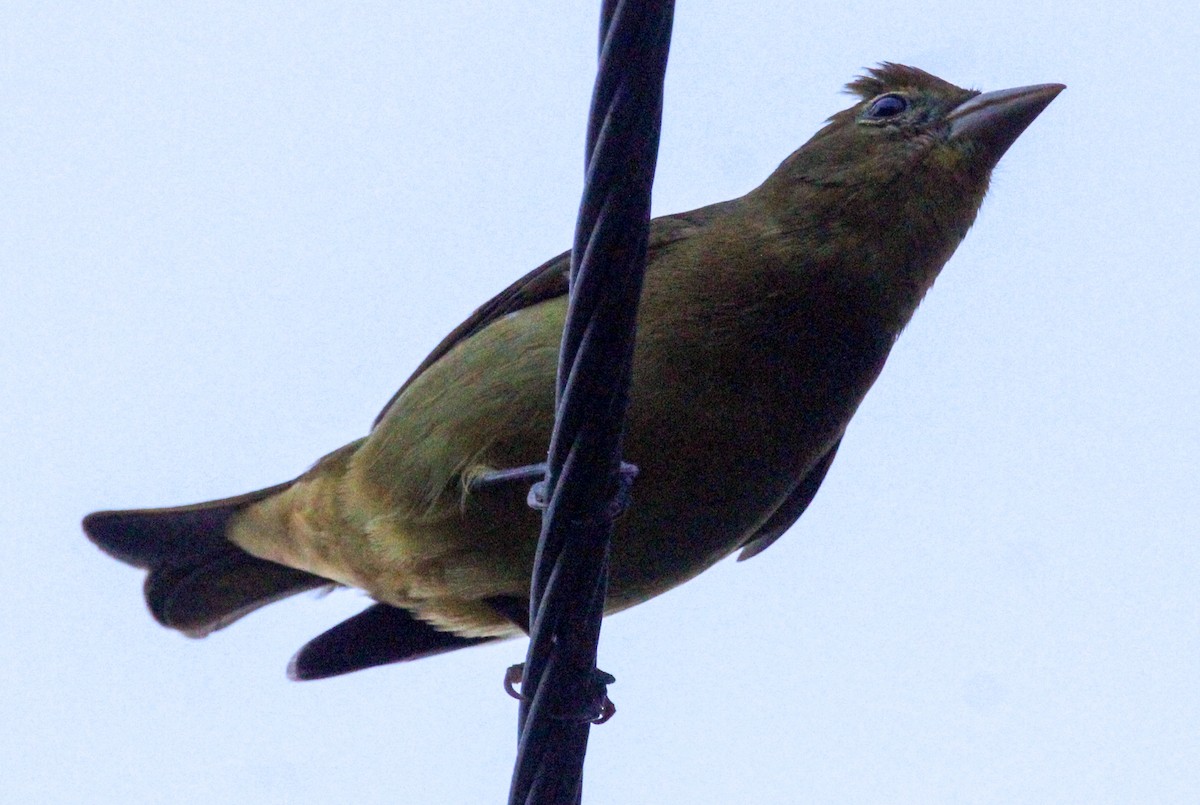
[845,63,970,100]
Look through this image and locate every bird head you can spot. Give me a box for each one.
[751,64,1062,327]
[754,64,1060,289]
[776,63,1063,196]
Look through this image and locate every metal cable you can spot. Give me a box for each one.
[507,2,675,803]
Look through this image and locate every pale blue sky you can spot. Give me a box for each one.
[3,2,1198,803]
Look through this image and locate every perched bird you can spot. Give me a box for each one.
[85,65,1062,681]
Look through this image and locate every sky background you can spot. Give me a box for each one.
[3,2,1198,803]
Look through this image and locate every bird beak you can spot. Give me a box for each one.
[947,82,1064,165]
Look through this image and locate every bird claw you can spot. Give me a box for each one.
[504,662,526,700]
[503,662,617,724]
[607,461,639,518]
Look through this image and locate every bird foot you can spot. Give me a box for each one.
[503,662,617,724]
[525,461,639,517]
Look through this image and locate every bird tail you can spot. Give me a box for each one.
[83,481,331,637]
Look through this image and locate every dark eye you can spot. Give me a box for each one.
[865,93,908,119]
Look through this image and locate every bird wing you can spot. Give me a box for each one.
[372,199,739,429]
[735,435,842,561]
[287,602,498,681]
[287,593,528,680]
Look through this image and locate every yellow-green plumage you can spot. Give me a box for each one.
[84,65,1062,679]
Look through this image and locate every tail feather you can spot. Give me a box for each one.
[83,482,331,637]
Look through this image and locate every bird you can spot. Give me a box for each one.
[84,64,1062,681]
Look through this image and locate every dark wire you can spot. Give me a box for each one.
[507,1,675,803]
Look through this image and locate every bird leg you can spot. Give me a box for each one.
[466,460,639,518]
[466,462,549,492]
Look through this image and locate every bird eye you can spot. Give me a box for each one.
[865,94,908,119]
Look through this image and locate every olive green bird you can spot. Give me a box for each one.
[85,65,1062,680]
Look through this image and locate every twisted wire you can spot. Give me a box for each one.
[508,2,675,803]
